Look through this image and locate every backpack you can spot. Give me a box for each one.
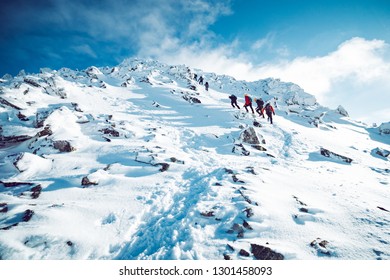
[265,104,272,114]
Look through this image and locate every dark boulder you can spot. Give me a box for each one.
[22,209,34,222]
[99,127,120,137]
[232,144,250,156]
[30,185,42,199]
[310,238,331,256]
[155,163,170,172]
[239,249,250,257]
[373,148,389,158]
[0,97,22,110]
[240,127,265,145]
[320,148,353,163]
[17,112,29,121]
[0,135,33,148]
[0,203,8,213]
[200,211,215,217]
[53,140,76,152]
[81,176,98,187]
[251,244,284,260]
[36,125,53,137]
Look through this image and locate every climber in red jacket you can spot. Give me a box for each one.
[243,94,254,114]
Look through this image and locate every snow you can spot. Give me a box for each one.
[0,59,389,260]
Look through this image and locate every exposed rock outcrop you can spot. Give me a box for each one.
[320,148,353,163]
[53,140,76,152]
[251,244,284,260]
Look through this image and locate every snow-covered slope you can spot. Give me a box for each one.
[0,58,389,260]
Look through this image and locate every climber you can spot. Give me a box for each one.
[205,82,209,91]
[254,98,265,118]
[198,76,204,85]
[243,94,254,114]
[194,73,198,81]
[262,103,275,124]
[229,94,240,109]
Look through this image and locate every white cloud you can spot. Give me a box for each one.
[71,44,97,58]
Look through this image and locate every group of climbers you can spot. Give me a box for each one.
[229,94,276,124]
[193,74,209,91]
[191,72,276,124]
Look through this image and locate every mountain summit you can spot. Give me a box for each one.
[0,59,389,260]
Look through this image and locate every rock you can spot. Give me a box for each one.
[0,181,34,188]
[310,238,331,255]
[232,175,245,183]
[243,220,253,230]
[226,244,235,251]
[373,148,390,158]
[99,127,120,137]
[23,78,41,87]
[320,148,353,163]
[377,206,389,212]
[223,168,234,174]
[170,157,185,164]
[81,176,98,186]
[238,189,253,204]
[239,127,266,145]
[223,254,232,260]
[35,110,52,128]
[252,144,267,151]
[299,207,309,213]
[22,209,34,222]
[0,135,33,148]
[245,166,257,175]
[253,121,262,127]
[53,140,76,152]
[238,127,267,151]
[30,185,42,199]
[17,112,29,121]
[251,244,284,260]
[232,144,250,156]
[244,207,254,218]
[227,223,245,238]
[0,97,22,110]
[156,163,170,172]
[71,102,83,112]
[36,125,53,137]
[182,94,201,104]
[239,249,250,257]
[200,211,215,217]
[379,122,390,135]
[335,105,349,117]
[0,203,8,213]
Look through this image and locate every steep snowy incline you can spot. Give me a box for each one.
[0,59,389,260]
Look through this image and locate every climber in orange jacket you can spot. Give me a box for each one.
[262,103,275,124]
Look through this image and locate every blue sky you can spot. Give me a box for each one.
[1,0,389,123]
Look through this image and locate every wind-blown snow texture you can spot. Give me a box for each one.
[0,59,389,260]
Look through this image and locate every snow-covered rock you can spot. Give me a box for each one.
[379,122,390,134]
[335,105,349,117]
